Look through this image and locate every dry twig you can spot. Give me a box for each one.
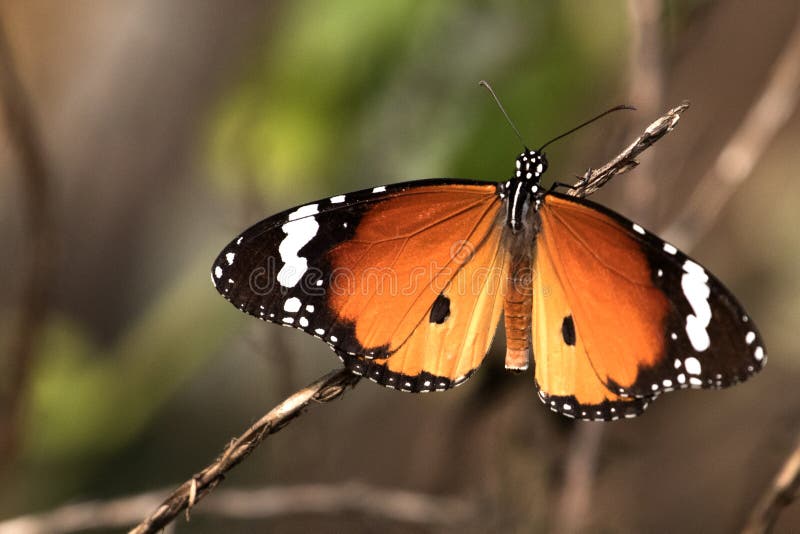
[0,20,54,462]
[0,482,471,534]
[741,431,800,534]
[566,101,688,198]
[552,424,604,534]
[127,368,359,534]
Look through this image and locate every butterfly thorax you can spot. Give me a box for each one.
[504,149,548,233]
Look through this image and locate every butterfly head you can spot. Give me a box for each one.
[515,149,548,183]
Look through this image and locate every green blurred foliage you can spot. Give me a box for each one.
[209,0,630,205]
[25,255,239,463]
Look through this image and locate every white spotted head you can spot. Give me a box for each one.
[514,149,548,182]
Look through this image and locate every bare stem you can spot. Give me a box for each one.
[0,19,54,463]
[0,482,471,534]
[566,101,689,198]
[127,368,359,534]
[552,424,604,534]
[741,431,800,534]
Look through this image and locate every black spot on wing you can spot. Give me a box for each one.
[561,315,576,346]
[429,294,451,324]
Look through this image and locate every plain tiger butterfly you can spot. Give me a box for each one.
[211,93,766,422]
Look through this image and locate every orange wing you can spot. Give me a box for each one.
[532,216,653,420]
[213,180,507,368]
[326,184,504,358]
[533,192,765,419]
[342,219,509,391]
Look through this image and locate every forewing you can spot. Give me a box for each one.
[212,179,504,361]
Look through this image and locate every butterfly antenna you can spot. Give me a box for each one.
[479,80,528,150]
[538,104,636,151]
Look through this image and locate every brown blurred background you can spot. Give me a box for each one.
[0,0,799,532]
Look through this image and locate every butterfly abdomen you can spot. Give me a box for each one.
[503,227,535,371]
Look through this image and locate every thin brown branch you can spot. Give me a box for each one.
[665,12,800,246]
[0,482,471,534]
[741,431,800,534]
[552,424,604,534]
[623,0,665,216]
[127,368,359,534]
[566,101,689,198]
[0,20,55,462]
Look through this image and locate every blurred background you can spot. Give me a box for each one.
[0,0,799,532]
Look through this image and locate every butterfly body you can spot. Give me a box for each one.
[213,148,765,420]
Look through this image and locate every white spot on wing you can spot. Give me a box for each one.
[682,260,712,352]
[277,207,320,288]
[754,346,764,361]
[745,331,756,345]
[299,317,309,327]
[225,252,235,265]
[372,186,386,193]
[283,297,302,313]
[315,328,325,335]
[330,195,346,203]
[235,237,243,245]
[684,356,702,375]
[632,223,645,235]
[214,266,223,279]
[287,203,319,221]
[663,242,678,255]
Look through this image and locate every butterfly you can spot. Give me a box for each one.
[211,115,766,421]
